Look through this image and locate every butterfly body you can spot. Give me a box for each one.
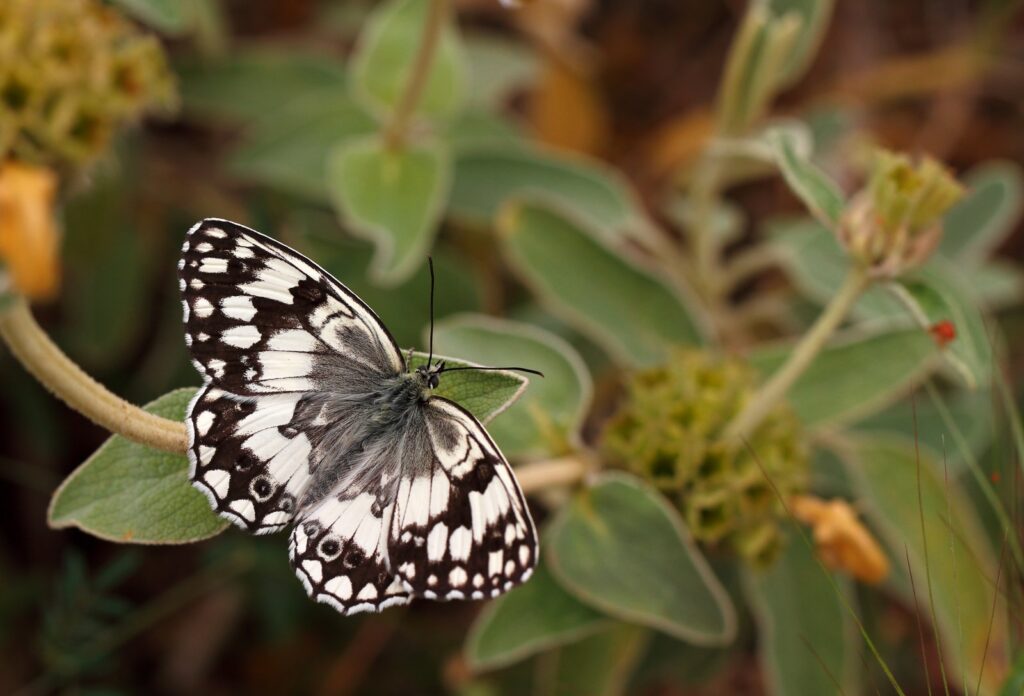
[178,219,537,615]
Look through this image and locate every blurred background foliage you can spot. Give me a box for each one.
[2,0,1024,694]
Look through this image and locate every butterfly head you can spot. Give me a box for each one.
[416,361,445,390]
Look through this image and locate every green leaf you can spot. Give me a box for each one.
[767,128,845,227]
[541,624,650,696]
[891,259,994,389]
[449,147,659,248]
[939,161,1023,265]
[433,315,592,459]
[547,473,736,644]
[461,34,539,110]
[500,201,706,367]
[749,328,940,427]
[854,387,996,469]
[48,389,227,544]
[327,135,452,285]
[465,561,607,671]
[745,526,858,696]
[765,0,835,87]
[109,0,190,33]
[228,94,376,200]
[847,435,1010,696]
[407,352,526,424]
[350,0,466,122]
[447,110,524,154]
[60,159,154,369]
[177,50,348,123]
[971,261,1024,309]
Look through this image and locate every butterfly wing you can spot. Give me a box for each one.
[180,218,405,533]
[179,218,404,393]
[288,433,414,614]
[388,397,538,601]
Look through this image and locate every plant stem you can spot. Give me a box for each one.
[516,455,588,494]
[725,266,871,441]
[0,296,187,454]
[381,0,450,150]
[691,155,725,304]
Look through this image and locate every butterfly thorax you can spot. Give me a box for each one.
[366,371,431,428]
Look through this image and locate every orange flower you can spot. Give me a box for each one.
[792,495,890,584]
[0,162,60,301]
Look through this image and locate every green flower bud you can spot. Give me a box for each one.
[0,0,178,174]
[601,349,808,566]
[839,148,964,278]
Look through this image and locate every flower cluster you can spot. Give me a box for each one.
[0,0,177,173]
[602,349,808,565]
[839,148,964,277]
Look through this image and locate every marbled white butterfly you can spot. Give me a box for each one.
[178,219,538,615]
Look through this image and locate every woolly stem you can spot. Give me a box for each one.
[381,0,450,150]
[0,296,187,453]
[725,267,871,441]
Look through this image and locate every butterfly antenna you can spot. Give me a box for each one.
[438,365,545,378]
[427,256,436,367]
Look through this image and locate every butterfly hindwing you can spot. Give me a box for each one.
[289,489,411,615]
[389,398,537,601]
[179,218,404,395]
[187,384,313,534]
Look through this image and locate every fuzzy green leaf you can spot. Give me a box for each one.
[847,435,1009,695]
[327,135,451,285]
[745,525,858,696]
[408,352,526,424]
[500,200,705,367]
[541,624,650,696]
[47,389,227,544]
[228,94,375,200]
[547,473,736,644]
[433,315,592,458]
[940,161,1023,265]
[177,50,347,123]
[892,259,994,389]
[767,128,845,227]
[750,328,940,427]
[350,0,466,122]
[766,0,835,87]
[465,561,607,671]
[449,147,658,248]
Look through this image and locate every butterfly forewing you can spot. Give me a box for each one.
[179,218,404,393]
[179,218,538,616]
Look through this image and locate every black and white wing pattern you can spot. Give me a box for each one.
[286,397,537,615]
[180,219,404,533]
[390,398,537,600]
[179,218,403,393]
[179,218,539,616]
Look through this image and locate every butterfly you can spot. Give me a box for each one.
[177,219,538,615]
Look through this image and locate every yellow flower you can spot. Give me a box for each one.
[791,495,890,584]
[0,162,60,301]
[602,349,809,566]
[0,0,177,173]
